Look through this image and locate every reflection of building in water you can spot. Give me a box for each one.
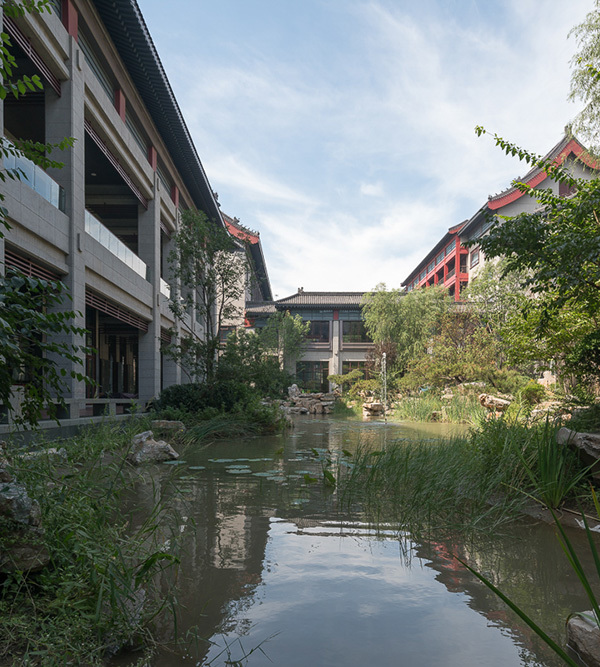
[213,511,256,570]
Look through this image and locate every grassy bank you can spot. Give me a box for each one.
[340,418,590,536]
[392,393,487,424]
[0,417,185,665]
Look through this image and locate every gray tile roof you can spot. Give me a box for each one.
[245,302,277,318]
[276,292,368,308]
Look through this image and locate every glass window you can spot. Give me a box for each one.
[436,252,444,265]
[427,261,435,274]
[342,321,371,343]
[470,248,480,268]
[296,361,329,392]
[306,320,329,343]
[342,360,369,380]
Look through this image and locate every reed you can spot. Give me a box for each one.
[0,420,183,665]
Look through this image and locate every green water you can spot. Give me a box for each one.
[114,417,594,666]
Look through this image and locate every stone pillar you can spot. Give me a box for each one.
[160,231,181,389]
[45,35,87,418]
[331,319,340,377]
[137,173,161,403]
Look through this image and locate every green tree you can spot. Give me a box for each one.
[0,0,87,427]
[569,0,600,152]
[166,208,246,382]
[472,129,600,318]
[399,309,499,390]
[472,128,600,384]
[259,310,309,368]
[361,283,449,375]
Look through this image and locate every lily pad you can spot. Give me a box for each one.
[226,469,253,474]
[163,460,186,465]
[188,466,206,470]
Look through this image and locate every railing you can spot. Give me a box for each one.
[3,144,65,212]
[160,277,171,298]
[85,210,147,279]
[445,268,456,281]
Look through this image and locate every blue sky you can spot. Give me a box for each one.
[137,0,592,298]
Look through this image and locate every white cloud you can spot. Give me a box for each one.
[360,182,384,197]
[141,0,594,296]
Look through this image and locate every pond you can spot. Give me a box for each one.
[115,417,595,666]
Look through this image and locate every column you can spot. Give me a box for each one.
[45,33,87,418]
[137,172,161,403]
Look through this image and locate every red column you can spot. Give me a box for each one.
[62,0,78,39]
[114,89,126,121]
[148,145,158,170]
[170,184,179,208]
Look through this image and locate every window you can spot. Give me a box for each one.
[78,30,114,100]
[470,248,480,268]
[342,321,371,344]
[445,244,454,257]
[436,252,444,265]
[219,326,235,343]
[427,261,435,274]
[296,361,329,392]
[306,320,329,343]
[342,360,370,380]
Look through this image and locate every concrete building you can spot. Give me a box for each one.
[246,290,374,392]
[1,0,224,425]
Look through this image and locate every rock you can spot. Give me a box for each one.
[479,393,511,412]
[0,482,42,526]
[363,402,384,415]
[288,384,301,399]
[151,420,186,433]
[537,370,556,389]
[441,393,454,401]
[567,612,600,666]
[0,480,49,572]
[127,431,179,465]
[557,428,600,473]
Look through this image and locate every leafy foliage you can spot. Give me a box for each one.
[0,270,89,426]
[361,283,449,375]
[569,1,600,151]
[258,310,309,366]
[165,209,246,382]
[0,0,83,427]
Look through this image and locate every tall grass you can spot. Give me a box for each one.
[393,394,486,424]
[0,418,184,665]
[340,419,591,536]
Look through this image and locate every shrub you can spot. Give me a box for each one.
[518,381,546,406]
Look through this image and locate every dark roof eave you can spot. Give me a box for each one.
[93,0,221,222]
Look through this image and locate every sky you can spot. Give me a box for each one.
[137,0,593,299]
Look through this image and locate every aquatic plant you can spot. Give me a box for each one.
[340,433,526,535]
[0,420,183,665]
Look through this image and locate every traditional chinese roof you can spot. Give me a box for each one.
[276,291,367,308]
[486,135,597,210]
[401,221,467,286]
[92,0,221,222]
[223,213,260,245]
[222,213,273,302]
[245,301,277,318]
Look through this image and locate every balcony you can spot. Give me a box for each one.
[445,268,456,281]
[160,277,171,298]
[3,144,65,212]
[85,210,147,279]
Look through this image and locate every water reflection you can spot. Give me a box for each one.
[114,418,592,666]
